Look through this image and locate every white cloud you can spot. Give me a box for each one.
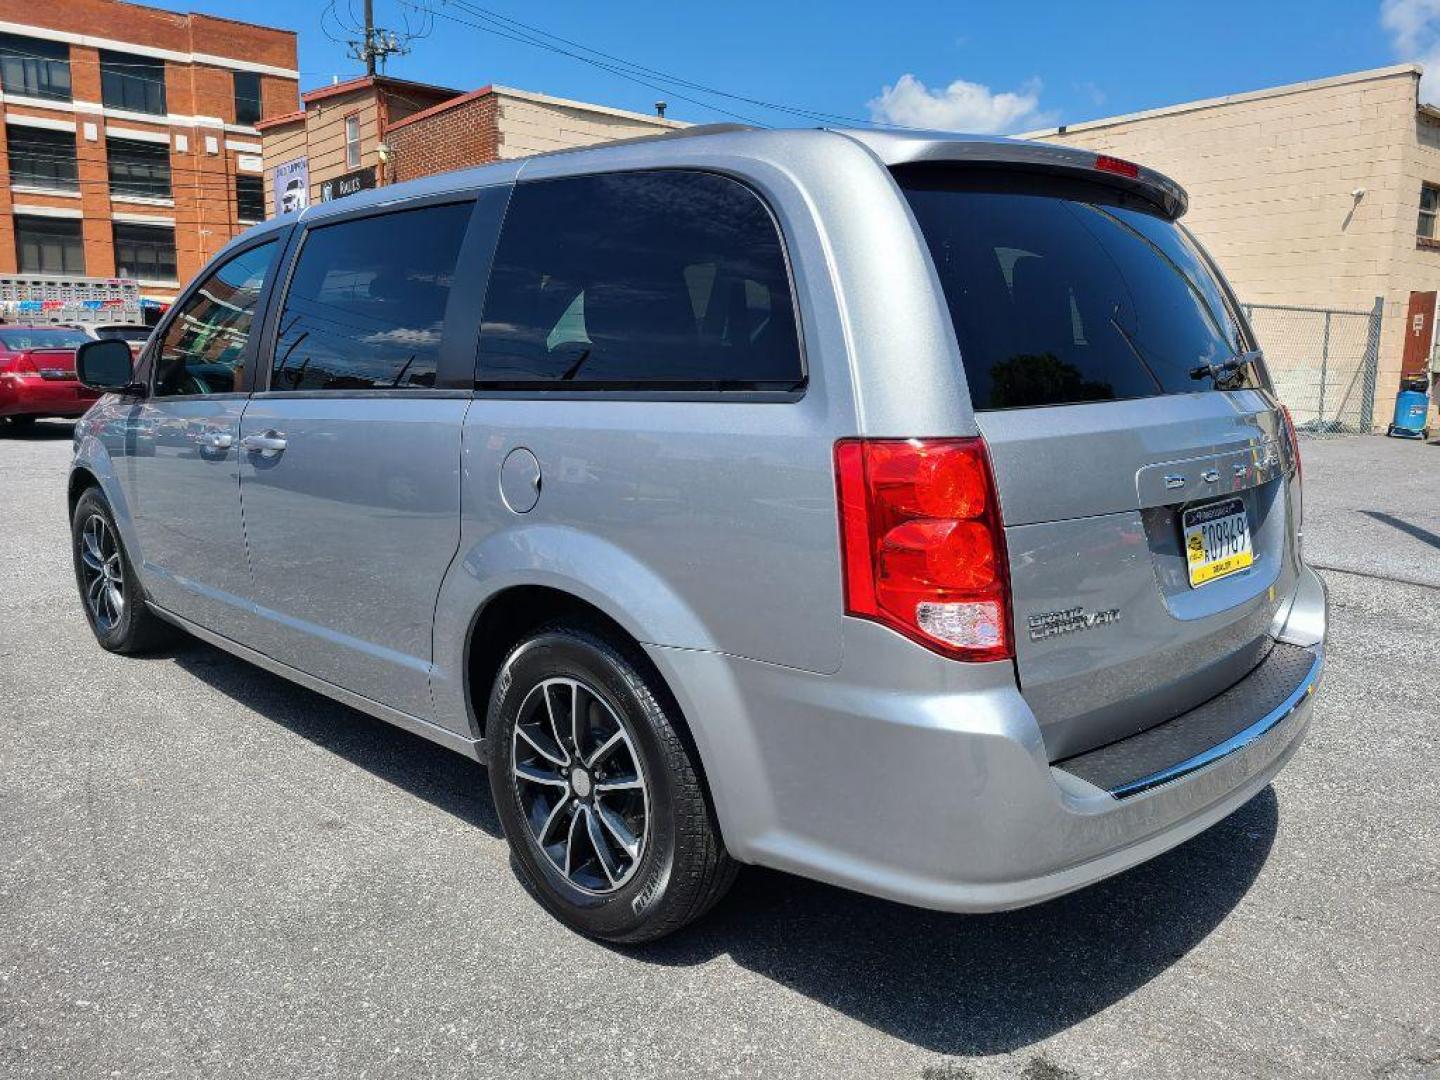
[867,74,1057,134]
[1382,0,1440,102]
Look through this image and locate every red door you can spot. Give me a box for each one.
[1401,291,1436,379]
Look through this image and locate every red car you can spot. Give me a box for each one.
[0,326,102,432]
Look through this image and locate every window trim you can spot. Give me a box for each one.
[233,69,262,127]
[235,172,265,224]
[15,212,85,274]
[7,124,79,192]
[471,166,810,399]
[106,135,173,200]
[1420,182,1440,240]
[141,228,292,399]
[98,49,166,116]
[0,31,72,102]
[254,190,480,396]
[344,112,361,169]
[111,219,178,284]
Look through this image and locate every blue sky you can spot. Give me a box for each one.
[167,0,1436,132]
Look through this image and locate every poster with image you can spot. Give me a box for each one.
[273,158,310,216]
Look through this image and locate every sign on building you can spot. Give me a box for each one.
[320,166,376,203]
[273,157,310,216]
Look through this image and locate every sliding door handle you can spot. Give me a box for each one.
[240,431,287,457]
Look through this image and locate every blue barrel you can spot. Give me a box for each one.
[1388,386,1430,437]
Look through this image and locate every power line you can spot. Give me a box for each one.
[406,0,896,129]
[399,1,770,126]
[448,0,881,127]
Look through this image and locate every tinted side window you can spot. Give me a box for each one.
[271,202,471,392]
[154,240,278,397]
[478,170,802,389]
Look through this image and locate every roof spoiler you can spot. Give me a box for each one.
[836,131,1188,219]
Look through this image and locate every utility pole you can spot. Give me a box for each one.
[364,0,376,75]
[349,0,409,75]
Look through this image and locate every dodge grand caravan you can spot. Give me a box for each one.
[68,127,1326,942]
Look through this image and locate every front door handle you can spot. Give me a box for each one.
[197,431,233,450]
[241,431,287,457]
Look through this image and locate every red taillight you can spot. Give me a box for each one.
[835,438,1012,662]
[1279,404,1302,483]
[0,353,38,375]
[1095,154,1140,179]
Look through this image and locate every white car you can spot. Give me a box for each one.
[83,323,152,358]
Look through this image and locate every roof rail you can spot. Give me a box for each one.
[520,122,759,162]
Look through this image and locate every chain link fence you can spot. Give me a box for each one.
[1241,298,1384,436]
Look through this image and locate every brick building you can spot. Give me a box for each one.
[386,85,684,182]
[0,1,298,305]
[259,78,683,212]
[1023,64,1440,426]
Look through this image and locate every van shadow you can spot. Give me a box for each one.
[169,639,502,838]
[170,636,1277,1057]
[645,786,1277,1055]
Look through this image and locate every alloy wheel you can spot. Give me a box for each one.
[79,514,125,634]
[510,677,650,894]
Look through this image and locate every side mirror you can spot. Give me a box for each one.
[76,339,140,394]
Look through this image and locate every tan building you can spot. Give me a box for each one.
[256,75,458,213]
[258,78,682,214]
[386,85,684,182]
[1023,64,1440,428]
[0,0,298,304]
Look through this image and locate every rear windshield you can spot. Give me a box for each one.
[898,170,1257,410]
[0,328,90,350]
[96,326,150,343]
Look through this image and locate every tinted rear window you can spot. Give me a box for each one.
[477,170,802,390]
[96,326,150,343]
[0,328,89,349]
[899,171,1255,410]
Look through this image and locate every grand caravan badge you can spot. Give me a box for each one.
[1027,606,1121,642]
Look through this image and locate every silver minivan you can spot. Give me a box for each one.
[69,127,1326,942]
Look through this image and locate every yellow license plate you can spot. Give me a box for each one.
[1183,497,1253,587]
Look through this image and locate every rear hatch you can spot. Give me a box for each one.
[897,164,1301,760]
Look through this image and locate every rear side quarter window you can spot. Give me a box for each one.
[477,169,803,391]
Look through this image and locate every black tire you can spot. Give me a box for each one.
[71,487,173,654]
[5,415,36,433]
[487,623,736,943]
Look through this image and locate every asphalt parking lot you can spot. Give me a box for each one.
[1,424,1437,1080]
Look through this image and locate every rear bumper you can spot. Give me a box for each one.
[1053,641,1319,799]
[648,563,1327,913]
[0,376,97,419]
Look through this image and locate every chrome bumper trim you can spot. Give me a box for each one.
[1109,646,1323,800]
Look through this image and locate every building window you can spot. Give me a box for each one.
[233,70,262,127]
[113,222,177,282]
[99,50,166,115]
[236,174,264,223]
[15,215,85,274]
[7,125,78,191]
[1420,184,1440,240]
[345,114,361,169]
[108,138,172,200]
[0,32,71,102]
